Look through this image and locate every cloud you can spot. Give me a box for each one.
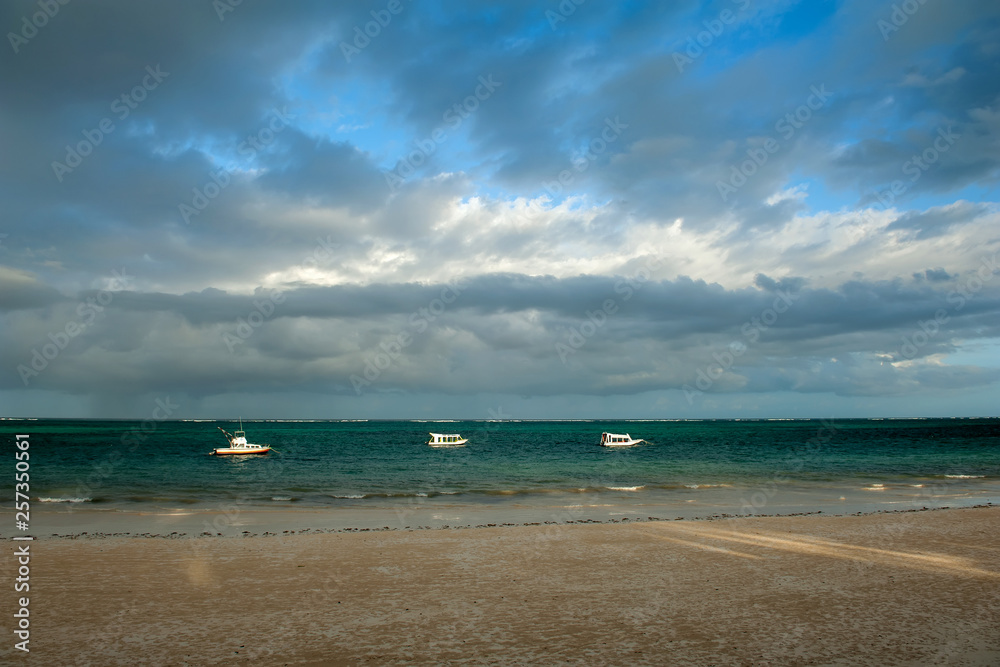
[887,200,992,239]
[2,0,999,416]
[3,269,999,405]
[915,268,954,283]
[0,267,65,311]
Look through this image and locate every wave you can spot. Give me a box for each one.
[325,485,737,500]
[944,474,985,479]
[38,496,92,503]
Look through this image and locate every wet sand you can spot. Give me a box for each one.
[6,506,1000,665]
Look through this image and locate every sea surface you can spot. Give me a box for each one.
[3,418,998,533]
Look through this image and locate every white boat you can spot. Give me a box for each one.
[212,421,271,456]
[428,432,467,447]
[600,432,644,447]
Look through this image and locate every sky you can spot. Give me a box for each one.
[1,0,999,420]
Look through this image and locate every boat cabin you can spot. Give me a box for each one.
[428,433,468,446]
[600,432,641,446]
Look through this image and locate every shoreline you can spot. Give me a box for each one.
[9,500,997,540]
[8,505,999,665]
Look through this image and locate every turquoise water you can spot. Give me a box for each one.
[3,418,998,514]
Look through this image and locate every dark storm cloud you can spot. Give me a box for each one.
[0,267,65,310]
[255,130,387,213]
[915,268,954,283]
[0,1,386,283]
[2,0,999,416]
[4,269,1000,398]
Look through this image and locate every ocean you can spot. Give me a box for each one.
[4,418,998,534]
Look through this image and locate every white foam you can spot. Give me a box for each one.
[607,486,644,491]
[38,497,91,503]
[945,474,985,479]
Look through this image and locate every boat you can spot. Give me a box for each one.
[600,432,644,447]
[211,420,271,455]
[428,432,467,447]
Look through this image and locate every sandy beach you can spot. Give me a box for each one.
[6,506,999,665]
